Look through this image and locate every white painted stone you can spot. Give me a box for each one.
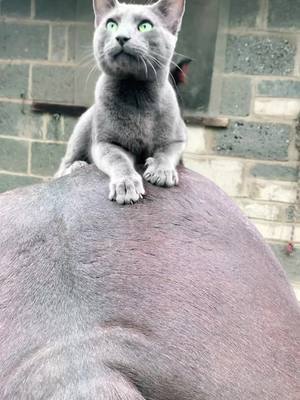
[254,98,300,118]
[254,221,292,242]
[292,283,300,302]
[291,226,300,243]
[185,127,207,154]
[248,180,297,203]
[236,199,282,221]
[184,157,244,196]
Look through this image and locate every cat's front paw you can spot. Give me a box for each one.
[144,158,179,187]
[109,173,145,205]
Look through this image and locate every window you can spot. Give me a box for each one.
[176,0,219,112]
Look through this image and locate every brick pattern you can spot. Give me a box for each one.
[0,0,96,188]
[268,0,300,29]
[183,0,300,297]
[185,0,300,242]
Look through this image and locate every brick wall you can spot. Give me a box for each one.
[183,0,300,298]
[0,0,95,191]
[0,0,299,297]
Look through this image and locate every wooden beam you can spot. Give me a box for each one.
[183,114,229,128]
[32,102,87,117]
[32,102,230,129]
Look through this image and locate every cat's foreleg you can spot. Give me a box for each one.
[54,107,94,178]
[144,141,185,187]
[91,142,145,205]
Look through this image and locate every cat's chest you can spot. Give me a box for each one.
[105,104,158,157]
[121,112,155,156]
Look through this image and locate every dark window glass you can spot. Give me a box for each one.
[177,0,219,112]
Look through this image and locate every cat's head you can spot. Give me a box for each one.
[93,0,185,81]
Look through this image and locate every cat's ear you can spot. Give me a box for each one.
[93,0,118,27]
[152,0,186,34]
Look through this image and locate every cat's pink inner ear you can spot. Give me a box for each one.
[93,0,118,26]
[153,0,186,34]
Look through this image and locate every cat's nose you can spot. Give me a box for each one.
[116,36,130,47]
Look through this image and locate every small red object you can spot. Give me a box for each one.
[178,63,190,84]
[286,242,294,255]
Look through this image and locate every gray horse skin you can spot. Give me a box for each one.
[0,166,299,399]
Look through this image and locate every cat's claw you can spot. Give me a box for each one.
[109,174,145,205]
[144,158,179,187]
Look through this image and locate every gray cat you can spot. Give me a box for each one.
[55,0,187,205]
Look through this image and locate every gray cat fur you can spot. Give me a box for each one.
[55,0,187,205]
[0,166,299,399]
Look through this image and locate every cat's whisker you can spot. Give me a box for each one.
[147,54,166,79]
[147,54,163,69]
[148,55,179,91]
[95,49,110,64]
[169,61,187,77]
[146,58,158,84]
[169,74,178,91]
[139,56,148,80]
[173,51,193,60]
[85,63,98,90]
[79,47,108,68]
[151,50,188,78]
[78,53,95,65]
[78,46,94,56]
[75,46,96,64]
[78,58,96,70]
[146,55,162,74]
[129,44,149,57]
[138,50,159,83]
[130,46,155,82]
[147,54,183,101]
[77,50,94,59]
[81,60,94,68]
[83,51,107,89]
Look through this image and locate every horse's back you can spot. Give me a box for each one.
[0,167,299,399]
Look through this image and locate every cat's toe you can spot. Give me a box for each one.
[109,175,144,205]
[166,169,179,187]
[124,185,140,204]
[115,181,127,204]
[144,166,178,187]
[150,171,166,186]
[109,182,117,201]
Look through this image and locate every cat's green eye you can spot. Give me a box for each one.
[138,21,153,33]
[106,20,118,33]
